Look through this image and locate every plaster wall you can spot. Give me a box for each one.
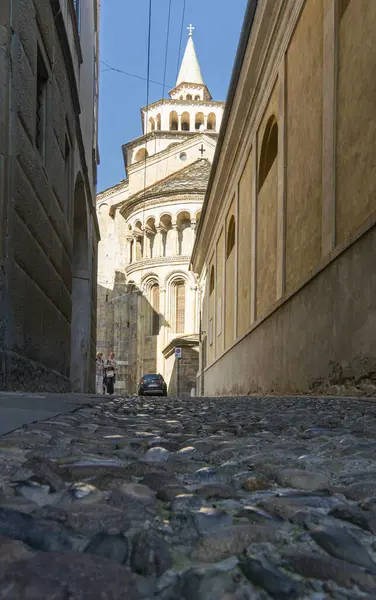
[237,150,253,336]
[256,162,278,320]
[215,230,224,357]
[224,199,236,349]
[193,0,376,397]
[202,225,376,396]
[336,0,376,245]
[285,0,323,294]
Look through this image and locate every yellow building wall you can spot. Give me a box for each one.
[208,257,215,365]
[237,150,253,337]
[285,0,323,293]
[256,162,278,319]
[225,200,236,349]
[216,230,224,357]
[336,1,376,244]
[256,85,278,319]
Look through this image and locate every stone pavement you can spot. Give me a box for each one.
[0,395,376,599]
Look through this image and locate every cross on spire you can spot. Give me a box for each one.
[187,24,195,37]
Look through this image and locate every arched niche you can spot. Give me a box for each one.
[258,115,278,192]
[181,112,190,131]
[170,111,178,131]
[207,113,216,131]
[135,148,148,163]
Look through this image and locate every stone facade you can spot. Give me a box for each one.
[192,0,376,396]
[0,0,100,391]
[97,31,224,395]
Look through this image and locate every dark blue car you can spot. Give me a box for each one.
[138,373,167,396]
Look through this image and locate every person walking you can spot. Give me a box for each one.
[105,351,117,395]
[96,352,105,394]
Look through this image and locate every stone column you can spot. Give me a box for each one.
[204,115,208,130]
[191,221,197,245]
[178,114,182,131]
[154,226,163,257]
[170,224,179,256]
[126,237,133,264]
[145,234,152,259]
[159,286,167,375]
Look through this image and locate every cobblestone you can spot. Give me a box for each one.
[0,395,376,598]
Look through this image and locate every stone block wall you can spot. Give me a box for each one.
[0,0,99,391]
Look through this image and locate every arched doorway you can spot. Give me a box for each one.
[70,174,91,392]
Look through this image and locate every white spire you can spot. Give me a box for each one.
[176,25,204,87]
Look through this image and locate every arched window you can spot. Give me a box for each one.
[135,148,148,163]
[170,111,178,131]
[150,283,160,335]
[181,112,190,131]
[258,116,278,191]
[227,215,236,259]
[195,95,200,101]
[156,114,161,130]
[207,113,216,131]
[209,266,215,295]
[186,94,192,100]
[149,117,155,132]
[195,112,204,130]
[174,280,185,333]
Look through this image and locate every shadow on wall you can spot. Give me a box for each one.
[96,271,169,394]
[163,338,199,397]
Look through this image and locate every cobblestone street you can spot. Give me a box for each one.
[1,395,376,598]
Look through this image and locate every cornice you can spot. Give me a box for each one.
[140,98,224,114]
[120,195,204,221]
[125,255,190,276]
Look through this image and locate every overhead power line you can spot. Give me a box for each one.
[162,0,172,99]
[100,60,172,89]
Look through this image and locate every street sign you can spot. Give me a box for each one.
[175,347,182,359]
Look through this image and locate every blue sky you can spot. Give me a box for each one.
[98,0,248,192]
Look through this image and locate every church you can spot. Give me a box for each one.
[96,28,224,395]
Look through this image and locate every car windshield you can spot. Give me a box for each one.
[143,374,162,381]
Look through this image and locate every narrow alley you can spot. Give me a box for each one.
[0,394,376,599]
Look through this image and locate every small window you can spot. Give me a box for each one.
[179,152,187,161]
[186,94,192,100]
[175,281,185,333]
[209,266,215,295]
[226,215,236,258]
[258,116,278,191]
[195,95,200,101]
[36,48,48,160]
